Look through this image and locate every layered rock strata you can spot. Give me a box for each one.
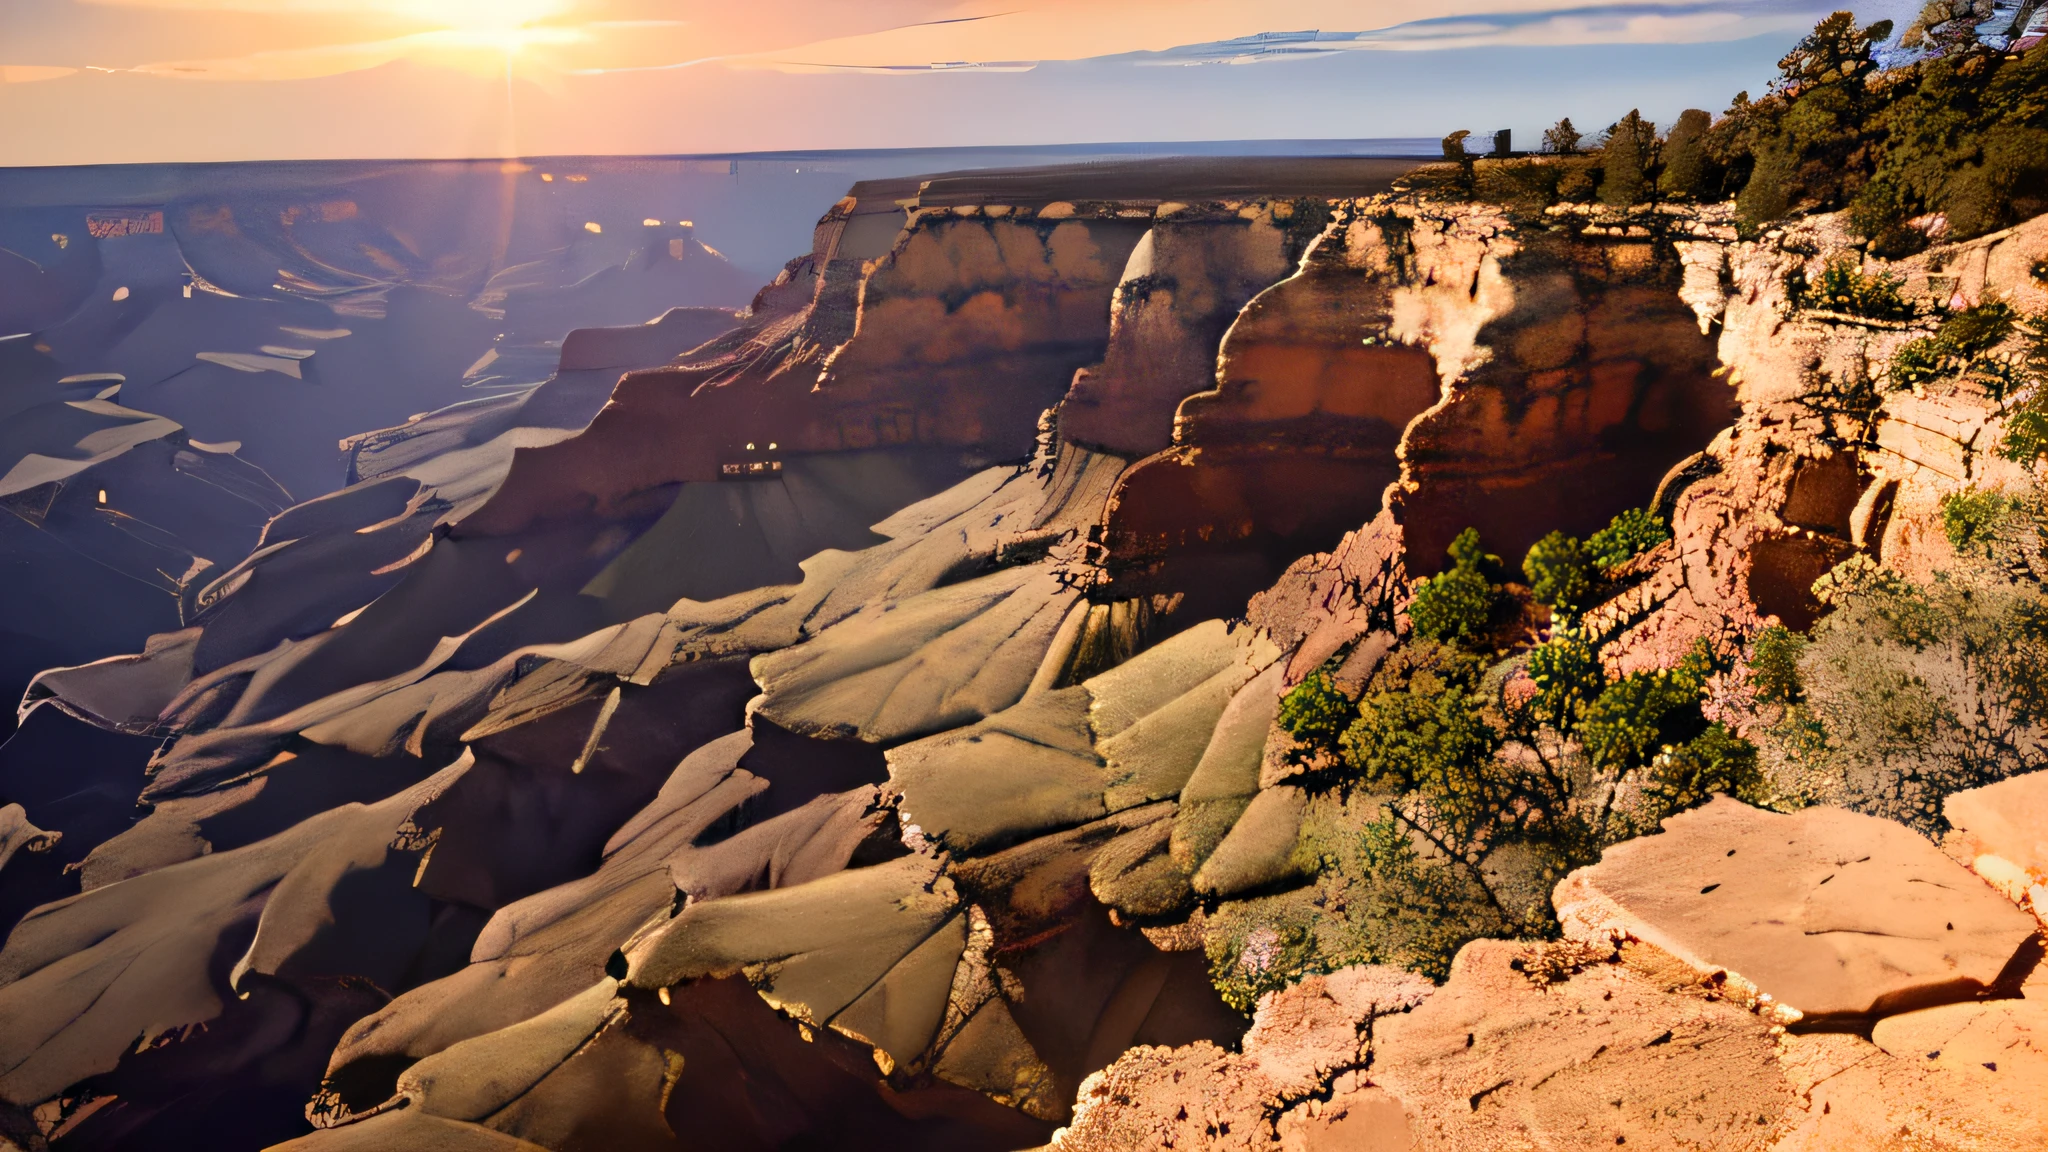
[5,165,2044,1152]
[1032,204,2048,1150]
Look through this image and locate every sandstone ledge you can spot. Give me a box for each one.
[1554,796,2039,1025]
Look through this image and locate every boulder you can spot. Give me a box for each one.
[1944,769,2048,915]
[1554,796,2039,1024]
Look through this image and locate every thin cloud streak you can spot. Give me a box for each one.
[6,1,1851,82]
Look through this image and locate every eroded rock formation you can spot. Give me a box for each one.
[3,159,2046,1152]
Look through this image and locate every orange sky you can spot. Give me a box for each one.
[0,1,1921,165]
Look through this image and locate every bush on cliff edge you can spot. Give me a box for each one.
[1222,525,1758,997]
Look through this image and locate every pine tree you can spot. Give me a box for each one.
[1774,12,1894,96]
[1598,110,1656,206]
[1542,117,1582,154]
[1658,109,1714,199]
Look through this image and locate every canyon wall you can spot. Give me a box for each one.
[8,156,2044,1152]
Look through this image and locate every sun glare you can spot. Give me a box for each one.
[392,0,568,32]
[395,0,576,57]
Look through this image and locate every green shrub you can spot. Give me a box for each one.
[1556,159,1598,202]
[1732,14,1895,233]
[1598,110,1655,206]
[1277,668,1356,760]
[1304,805,1514,981]
[1446,525,1493,570]
[1524,622,1604,732]
[1338,653,1504,840]
[1578,642,1714,772]
[2003,405,2048,465]
[1747,507,2048,833]
[1681,13,2048,244]
[1523,530,1594,617]
[1205,798,1519,997]
[1408,568,1492,642]
[1747,624,1808,707]
[1853,44,2048,245]
[1889,334,1951,391]
[1785,253,1914,321]
[2001,313,2048,463]
[1890,303,2021,396]
[1941,488,2017,558]
[1542,117,1583,154]
[1942,302,2020,358]
[1227,608,1753,1003]
[1735,136,1796,234]
[1643,723,1769,814]
[1204,891,1324,1012]
[1408,528,1498,643]
[1474,159,1562,210]
[1587,507,1670,568]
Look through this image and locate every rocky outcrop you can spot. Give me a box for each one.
[1944,770,2048,917]
[1596,210,2048,668]
[1058,202,1300,458]
[11,157,2048,1152]
[1391,206,1736,575]
[1049,801,2048,1152]
[459,201,1145,537]
[0,807,57,876]
[1097,203,1432,623]
[1555,796,2040,1025]
[1054,965,1432,1151]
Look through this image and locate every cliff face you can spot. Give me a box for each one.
[1098,201,1434,625]
[1598,209,2048,671]
[1047,208,2048,1152]
[461,201,1144,537]
[4,159,2046,1152]
[1391,206,1736,575]
[1058,202,1300,458]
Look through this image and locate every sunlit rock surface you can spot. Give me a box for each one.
[5,158,2047,1152]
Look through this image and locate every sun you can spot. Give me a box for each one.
[390,0,578,56]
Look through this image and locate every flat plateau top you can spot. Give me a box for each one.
[893,156,1429,208]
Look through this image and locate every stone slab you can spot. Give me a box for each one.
[1554,796,2038,1024]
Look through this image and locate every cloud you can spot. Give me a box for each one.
[0,65,80,83]
[1137,3,1817,66]
[635,1,1849,75]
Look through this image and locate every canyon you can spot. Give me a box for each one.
[1,154,2045,1152]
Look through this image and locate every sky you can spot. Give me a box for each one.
[0,0,1928,166]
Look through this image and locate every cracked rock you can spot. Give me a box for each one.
[1554,796,2040,1025]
